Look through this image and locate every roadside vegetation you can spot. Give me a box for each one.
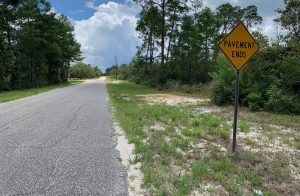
[107,3,300,194]
[107,80,300,195]
[69,62,102,79]
[0,0,81,91]
[0,0,91,102]
[0,80,83,103]
[106,0,300,115]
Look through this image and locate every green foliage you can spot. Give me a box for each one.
[127,0,299,114]
[69,62,101,79]
[275,0,300,44]
[211,46,300,114]
[210,55,235,105]
[265,85,296,114]
[130,1,263,87]
[246,91,263,111]
[0,0,81,91]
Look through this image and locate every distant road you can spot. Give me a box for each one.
[0,80,128,195]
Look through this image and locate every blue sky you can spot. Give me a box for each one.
[47,0,284,72]
[48,0,126,20]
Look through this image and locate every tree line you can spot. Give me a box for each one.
[69,62,102,79]
[109,0,300,114]
[0,0,81,91]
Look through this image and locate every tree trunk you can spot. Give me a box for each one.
[166,10,177,63]
[161,0,165,66]
[150,35,154,65]
[31,54,36,87]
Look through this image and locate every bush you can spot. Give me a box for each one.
[265,85,299,114]
[246,91,263,111]
[211,46,300,114]
[210,55,235,105]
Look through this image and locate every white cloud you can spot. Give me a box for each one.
[251,17,278,39]
[86,1,97,10]
[74,1,140,71]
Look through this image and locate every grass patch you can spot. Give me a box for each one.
[243,138,257,146]
[173,175,194,195]
[172,137,190,149]
[269,157,290,182]
[261,124,275,141]
[107,80,298,195]
[0,79,84,103]
[192,151,264,195]
[239,121,251,132]
[239,108,300,130]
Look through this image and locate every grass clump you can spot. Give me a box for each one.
[182,128,205,138]
[173,175,194,196]
[192,159,209,179]
[269,158,290,182]
[210,128,231,139]
[172,138,190,149]
[294,136,300,150]
[243,138,257,146]
[239,121,251,132]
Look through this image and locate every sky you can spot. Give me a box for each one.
[48,0,285,71]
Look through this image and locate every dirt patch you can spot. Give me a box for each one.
[117,94,132,101]
[111,80,122,84]
[137,94,210,106]
[269,124,300,136]
[169,164,186,176]
[99,76,107,80]
[149,122,166,131]
[192,183,229,196]
[192,107,221,115]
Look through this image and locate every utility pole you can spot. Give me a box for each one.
[115,56,118,80]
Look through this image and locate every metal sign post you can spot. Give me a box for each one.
[232,71,240,153]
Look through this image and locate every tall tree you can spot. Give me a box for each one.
[134,0,187,83]
[242,5,262,28]
[0,0,81,90]
[0,0,20,89]
[216,3,242,34]
[136,2,160,73]
[275,0,300,44]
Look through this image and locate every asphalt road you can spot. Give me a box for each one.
[0,80,128,195]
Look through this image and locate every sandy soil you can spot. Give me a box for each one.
[99,76,107,80]
[114,122,146,196]
[137,93,210,106]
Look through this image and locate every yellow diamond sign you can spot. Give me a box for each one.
[218,22,260,71]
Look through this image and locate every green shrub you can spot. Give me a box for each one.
[211,46,300,114]
[210,55,235,105]
[265,85,298,114]
[247,91,263,111]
